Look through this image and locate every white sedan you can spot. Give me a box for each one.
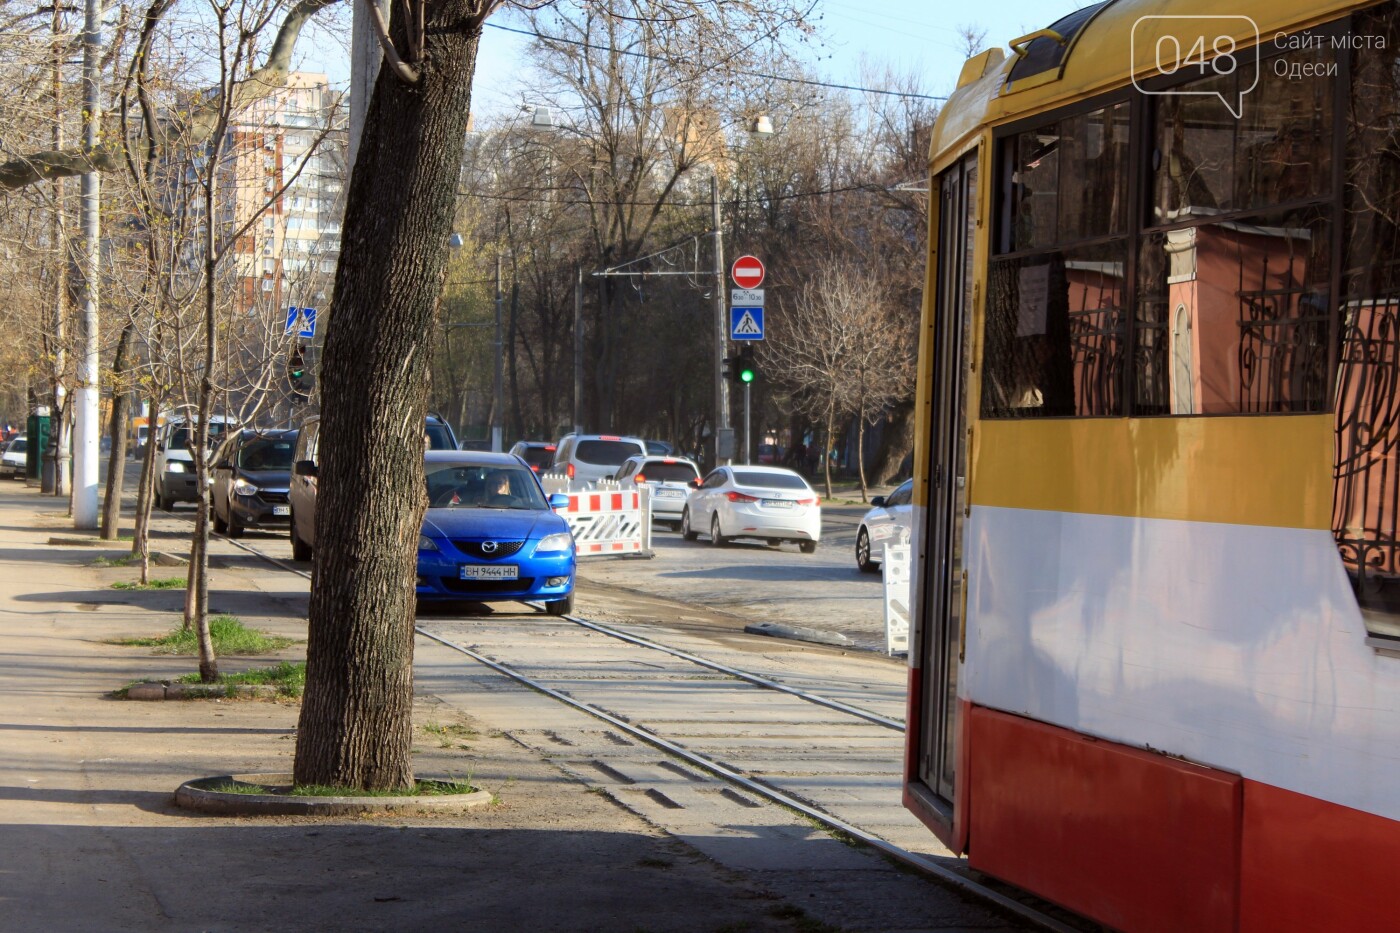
[613,455,702,530]
[681,465,821,553]
[855,478,913,573]
[0,436,27,479]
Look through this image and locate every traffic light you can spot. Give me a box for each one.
[721,354,736,383]
[287,343,313,396]
[735,345,758,385]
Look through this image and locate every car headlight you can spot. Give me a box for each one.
[232,478,258,497]
[164,461,187,473]
[535,532,574,554]
[418,535,439,552]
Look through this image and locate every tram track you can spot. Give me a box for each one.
[182,516,1076,933]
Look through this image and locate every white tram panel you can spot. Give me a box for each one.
[963,504,1400,822]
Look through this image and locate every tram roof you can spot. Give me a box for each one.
[929,0,1375,172]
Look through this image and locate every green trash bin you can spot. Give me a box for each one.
[25,413,50,480]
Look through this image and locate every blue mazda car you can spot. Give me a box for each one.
[417,451,576,615]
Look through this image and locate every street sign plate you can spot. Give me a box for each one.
[731,288,765,305]
[730,306,764,341]
[284,306,317,338]
[731,255,765,289]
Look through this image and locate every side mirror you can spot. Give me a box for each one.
[548,493,569,510]
[294,459,318,477]
[688,478,701,489]
[870,495,887,508]
[214,458,232,471]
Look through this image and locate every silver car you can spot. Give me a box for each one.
[613,455,701,530]
[855,479,914,573]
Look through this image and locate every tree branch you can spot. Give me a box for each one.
[0,0,344,191]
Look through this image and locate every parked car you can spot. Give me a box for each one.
[681,465,821,552]
[0,436,26,479]
[551,433,647,485]
[508,440,558,473]
[210,429,298,537]
[855,478,914,573]
[416,451,576,615]
[154,414,237,510]
[614,455,702,531]
[288,414,460,562]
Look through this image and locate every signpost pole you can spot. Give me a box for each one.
[744,382,751,465]
[712,174,731,466]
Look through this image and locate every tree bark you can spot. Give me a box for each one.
[101,323,135,539]
[870,400,914,485]
[293,0,483,792]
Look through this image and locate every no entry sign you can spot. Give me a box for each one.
[730,255,765,289]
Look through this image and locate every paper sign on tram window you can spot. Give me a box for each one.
[1017,264,1050,337]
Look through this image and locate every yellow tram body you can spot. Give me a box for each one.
[906,2,1400,930]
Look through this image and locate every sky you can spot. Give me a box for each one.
[296,0,1087,119]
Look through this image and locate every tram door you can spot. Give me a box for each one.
[919,154,976,804]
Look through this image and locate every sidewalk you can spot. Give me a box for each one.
[0,482,846,932]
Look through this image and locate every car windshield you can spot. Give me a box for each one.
[576,440,640,465]
[8,438,25,453]
[426,423,456,450]
[425,462,547,510]
[169,422,229,450]
[639,461,698,483]
[733,470,809,491]
[519,446,555,468]
[237,436,295,471]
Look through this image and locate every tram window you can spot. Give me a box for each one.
[982,241,1127,418]
[1134,206,1331,415]
[1153,47,1331,222]
[1008,127,1061,252]
[1058,103,1130,243]
[1336,4,1400,642]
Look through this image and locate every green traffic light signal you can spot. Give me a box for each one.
[735,346,757,384]
[738,363,755,383]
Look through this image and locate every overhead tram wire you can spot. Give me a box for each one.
[456,180,902,208]
[483,22,948,102]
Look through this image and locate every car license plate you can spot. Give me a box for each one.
[762,499,793,508]
[655,488,683,498]
[272,506,290,516]
[461,565,519,580]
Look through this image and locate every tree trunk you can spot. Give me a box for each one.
[132,387,159,584]
[856,413,868,503]
[870,400,914,485]
[293,3,482,792]
[101,323,135,539]
[822,403,835,500]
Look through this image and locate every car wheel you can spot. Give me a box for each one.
[709,514,727,547]
[290,513,312,561]
[155,487,170,511]
[668,521,682,532]
[856,527,879,573]
[212,504,228,535]
[799,540,818,554]
[227,512,245,539]
[545,591,574,616]
[681,508,699,541]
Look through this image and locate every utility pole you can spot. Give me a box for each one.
[712,174,731,466]
[348,0,390,172]
[71,0,102,528]
[492,254,503,452]
[44,3,66,496]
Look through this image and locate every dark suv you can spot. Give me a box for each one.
[210,429,298,537]
[288,413,459,560]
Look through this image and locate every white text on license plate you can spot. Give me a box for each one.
[461,565,519,580]
[272,505,290,516]
[762,499,793,508]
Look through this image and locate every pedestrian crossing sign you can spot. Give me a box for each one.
[730,306,764,341]
[284,306,318,339]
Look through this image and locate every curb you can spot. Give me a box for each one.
[174,773,494,816]
[742,620,853,648]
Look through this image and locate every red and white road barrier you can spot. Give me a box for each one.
[557,487,651,557]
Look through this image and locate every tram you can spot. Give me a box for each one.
[905,1,1400,930]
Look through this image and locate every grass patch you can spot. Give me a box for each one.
[175,661,305,696]
[204,777,476,798]
[111,577,185,590]
[110,615,293,655]
[92,554,135,567]
[420,721,477,747]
